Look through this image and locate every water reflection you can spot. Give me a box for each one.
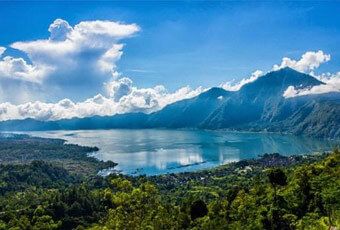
[21,129,338,175]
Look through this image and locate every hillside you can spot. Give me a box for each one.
[1,139,339,229]
[0,68,338,138]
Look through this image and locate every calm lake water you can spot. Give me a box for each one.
[21,129,338,175]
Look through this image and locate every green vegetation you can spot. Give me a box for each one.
[0,161,77,195]
[0,134,339,229]
[0,133,116,176]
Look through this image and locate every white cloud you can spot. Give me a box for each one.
[278,50,339,98]
[73,20,139,40]
[117,84,205,113]
[0,18,140,102]
[220,51,332,93]
[0,18,206,120]
[105,77,205,113]
[219,50,338,98]
[273,50,330,73]
[0,22,338,123]
[48,19,73,41]
[0,56,51,83]
[0,77,204,121]
[283,72,340,98]
[98,44,124,77]
[105,77,133,101]
[220,70,263,91]
[0,47,5,56]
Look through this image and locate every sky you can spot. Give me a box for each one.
[0,1,339,121]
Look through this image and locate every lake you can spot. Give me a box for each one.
[21,129,338,175]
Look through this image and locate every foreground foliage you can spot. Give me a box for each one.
[0,135,339,229]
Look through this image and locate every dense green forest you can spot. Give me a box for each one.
[0,133,116,176]
[0,134,339,229]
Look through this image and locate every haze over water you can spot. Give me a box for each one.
[22,129,338,175]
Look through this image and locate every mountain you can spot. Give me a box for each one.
[269,93,340,138]
[201,67,324,128]
[199,68,339,138]
[0,113,148,131]
[146,87,231,128]
[0,67,339,138]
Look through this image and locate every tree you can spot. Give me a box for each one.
[267,168,288,229]
[190,200,208,220]
[268,168,287,203]
[268,168,287,187]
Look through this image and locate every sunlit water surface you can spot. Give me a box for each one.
[20,129,338,175]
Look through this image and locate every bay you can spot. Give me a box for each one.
[20,129,338,175]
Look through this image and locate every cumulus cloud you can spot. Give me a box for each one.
[104,77,205,113]
[283,72,340,98]
[117,84,205,113]
[0,18,139,102]
[0,56,51,83]
[0,18,207,121]
[219,50,338,98]
[48,19,73,41]
[276,50,339,98]
[105,77,133,101]
[0,47,5,56]
[220,70,263,91]
[0,77,204,121]
[0,23,338,123]
[273,50,330,73]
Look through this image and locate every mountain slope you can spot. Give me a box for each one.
[146,87,232,128]
[0,113,148,131]
[272,94,340,138]
[0,68,338,138]
[201,67,324,128]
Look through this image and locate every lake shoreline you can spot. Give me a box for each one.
[11,129,339,176]
[0,132,117,177]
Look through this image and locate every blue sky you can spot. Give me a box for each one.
[0,1,339,120]
[1,1,339,89]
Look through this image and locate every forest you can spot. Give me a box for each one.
[0,134,339,229]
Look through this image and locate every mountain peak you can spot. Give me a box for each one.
[277,66,297,72]
[268,66,305,77]
[239,67,323,94]
[198,87,230,99]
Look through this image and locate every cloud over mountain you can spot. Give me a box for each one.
[0,80,204,121]
[222,50,338,98]
[283,72,340,98]
[0,17,338,121]
[272,50,331,73]
[275,51,339,98]
[220,70,263,91]
[0,18,205,120]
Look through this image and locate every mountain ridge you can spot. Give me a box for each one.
[0,68,339,139]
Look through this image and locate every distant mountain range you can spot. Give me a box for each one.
[0,67,339,138]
